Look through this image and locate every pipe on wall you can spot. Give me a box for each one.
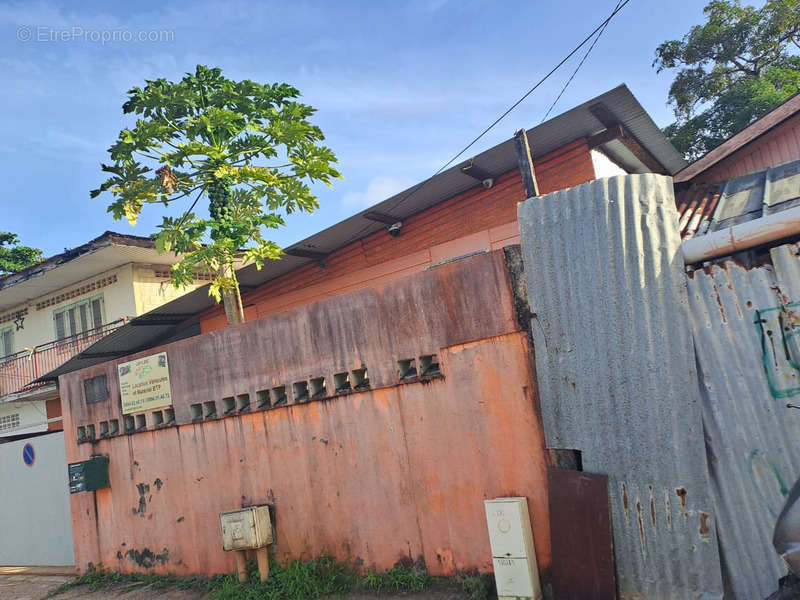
[681,205,800,264]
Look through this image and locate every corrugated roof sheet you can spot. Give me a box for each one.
[676,157,800,241]
[685,243,800,598]
[40,85,685,383]
[518,174,723,599]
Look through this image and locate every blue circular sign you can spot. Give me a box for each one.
[22,443,35,467]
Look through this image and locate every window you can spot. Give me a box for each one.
[54,294,105,339]
[0,326,13,359]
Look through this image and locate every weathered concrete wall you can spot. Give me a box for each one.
[0,432,74,566]
[59,251,552,578]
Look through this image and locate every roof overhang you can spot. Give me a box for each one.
[0,232,185,313]
[38,84,685,382]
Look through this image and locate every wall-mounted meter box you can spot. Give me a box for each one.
[68,456,110,494]
[484,497,542,600]
[220,505,273,551]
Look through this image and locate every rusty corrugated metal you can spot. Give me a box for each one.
[685,244,800,599]
[676,183,722,240]
[518,174,723,599]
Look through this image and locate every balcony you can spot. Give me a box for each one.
[0,319,126,398]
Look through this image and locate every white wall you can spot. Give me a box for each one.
[0,400,48,438]
[0,432,74,565]
[591,149,628,178]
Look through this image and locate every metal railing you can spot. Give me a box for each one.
[0,319,126,398]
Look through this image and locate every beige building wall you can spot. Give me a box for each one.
[132,265,207,315]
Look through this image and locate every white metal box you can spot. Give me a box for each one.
[220,505,273,551]
[485,497,542,600]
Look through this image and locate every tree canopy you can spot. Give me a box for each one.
[654,0,800,159]
[0,232,43,276]
[92,65,341,324]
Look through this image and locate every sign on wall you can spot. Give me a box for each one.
[118,352,172,415]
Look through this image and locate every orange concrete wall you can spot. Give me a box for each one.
[46,397,63,432]
[200,137,595,333]
[59,251,552,579]
[699,112,800,183]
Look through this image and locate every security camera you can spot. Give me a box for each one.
[482,178,494,189]
[387,221,403,237]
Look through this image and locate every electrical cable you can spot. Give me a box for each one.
[365,0,632,224]
[540,0,625,123]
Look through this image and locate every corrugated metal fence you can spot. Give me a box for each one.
[518,175,723,599]
[687,244,800,599]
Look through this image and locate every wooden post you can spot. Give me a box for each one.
[235,550,247,583]
[256,546,270,582]
[514,129,540,199]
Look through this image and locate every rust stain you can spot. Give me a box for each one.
[676,487,687,508]
[622,483,630,522]
[648,485,656,529]
[636,500,646,555]
[664,489,672,530]
[699,512,710,536]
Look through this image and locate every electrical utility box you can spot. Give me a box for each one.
[220,505,274,551]
[68,456,110,494]
[484,497,542,600]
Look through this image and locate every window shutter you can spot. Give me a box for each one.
[91,298,103,329]
[67,308,77,338]
[55,312,66,340]
[0,329,11,357]
[78,303,89,333]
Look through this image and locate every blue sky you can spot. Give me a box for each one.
[0,0,708,257]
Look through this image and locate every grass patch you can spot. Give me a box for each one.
[46,556,488,599]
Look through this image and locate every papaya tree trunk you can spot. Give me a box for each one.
[220,263,245,325]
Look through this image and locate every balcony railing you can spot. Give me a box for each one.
[0,319,127,398]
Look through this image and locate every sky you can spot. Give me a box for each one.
[0,0,710,257]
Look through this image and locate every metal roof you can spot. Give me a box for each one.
[40,84,686,382]
[0,232,184,313]
[676,157,800,240]
[675,91,800,183]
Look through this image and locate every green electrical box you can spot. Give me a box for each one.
[68,456,110,494]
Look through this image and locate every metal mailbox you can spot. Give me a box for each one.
[220,505,273,551]
[68,456,110,494]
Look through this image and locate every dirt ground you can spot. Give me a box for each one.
[0,575,475,600]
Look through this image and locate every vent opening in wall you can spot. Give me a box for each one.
[293,381,309,403]
[352,368,370,389]
[397,359,417,381]
[124,415,135,434]
[334,372,351,394]
[77,426,87,443]
[109,419,119,435]
[135,414,146,431]
[0,412,20,433]
[256,390,271,409]
[270,386,287,407]
[99,421,109,437]
[164,409,175,424]
[86,424,96,441]
[222,397,236,415]
[203,401,217,419]
[190,403,203,421]
[236,394,251,412]
[419,354,441,377]
[152,411,164,427]
[310,377,326,399]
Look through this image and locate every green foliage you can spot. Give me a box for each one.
[654,0,800,159]
[92,65,340,309]
[47,557,460,600]
[0,231,43,276]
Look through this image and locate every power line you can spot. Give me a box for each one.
[541,0,624,123]
[370,0,632,221]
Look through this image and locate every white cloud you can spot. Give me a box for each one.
[341,176,412,209]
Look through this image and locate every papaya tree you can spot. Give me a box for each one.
[92,65,340,324]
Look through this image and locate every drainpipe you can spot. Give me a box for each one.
[681,205,800,264]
